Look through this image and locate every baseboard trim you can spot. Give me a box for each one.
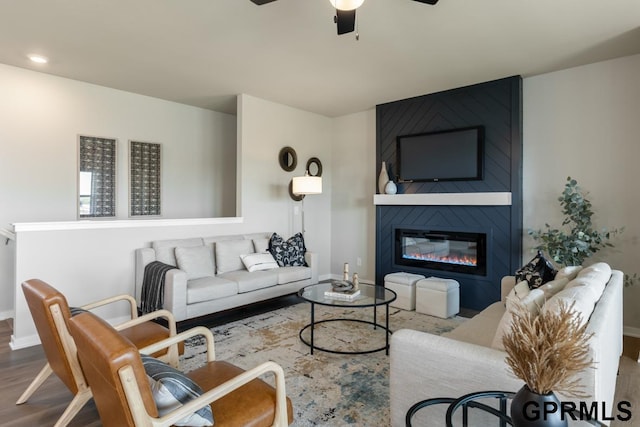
[624,326,640,338]
[0,310,14,321]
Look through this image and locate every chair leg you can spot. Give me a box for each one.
[52,388,92,427]
[16,363,53,404]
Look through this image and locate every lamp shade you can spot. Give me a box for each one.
[292,175,322,195]
[329,0,365,11]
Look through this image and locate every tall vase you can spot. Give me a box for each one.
[378,161,389,194]
[510,385,568,427]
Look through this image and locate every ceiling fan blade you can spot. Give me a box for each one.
[412,0,439,4]
[335,9,356,35]
[249,0,278,5]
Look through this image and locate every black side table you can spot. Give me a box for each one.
[406,391,608,427]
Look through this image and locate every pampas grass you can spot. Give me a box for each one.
[502,301,593,397]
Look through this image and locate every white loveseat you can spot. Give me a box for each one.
[135,232,318,321]
[390,263,623,426]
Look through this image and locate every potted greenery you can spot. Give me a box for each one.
[528,177,622,266]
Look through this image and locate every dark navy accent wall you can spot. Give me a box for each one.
[375,76,523,311]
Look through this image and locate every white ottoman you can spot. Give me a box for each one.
[416,277,460,318]
[384,272,425,310]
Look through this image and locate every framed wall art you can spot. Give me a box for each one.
[129,140,162,216]
[78,135,117,218]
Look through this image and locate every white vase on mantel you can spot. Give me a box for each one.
[378,161,389,194]
[385,180,397,195]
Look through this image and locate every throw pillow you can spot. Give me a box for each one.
[141,355,213,426]
[515,250,557,289]
[175,245,215,280]
[268,232,307,267]
[215,239,254,274]
[492,288,545,351]
[252,238,270,253]
[240,252,279,272]
[555,265,583,282]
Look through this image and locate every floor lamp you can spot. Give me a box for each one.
[292,172,322,235]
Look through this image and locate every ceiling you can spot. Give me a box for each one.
[1,0,639,117]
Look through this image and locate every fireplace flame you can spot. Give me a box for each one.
[405,252,477,267]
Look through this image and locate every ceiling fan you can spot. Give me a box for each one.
[249,0,439,36]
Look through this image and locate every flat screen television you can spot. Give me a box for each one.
[396,126,484,182]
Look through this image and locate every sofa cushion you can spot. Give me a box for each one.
[444,301,505,347]
[240,252,279,272]
[538,277,570,299]
[278,266,311,284]
[541,285,600,327]
[215,239,254,274]
[218,270,279,293]
[268,233,307,267]
[153,238,203,266]
[252,238,270,253]
[491,288,546,351]
[515,250,557,289]
[555,265,583,281]
[175,245,215,280]
[187,277,238,304]
[565,262,611,298]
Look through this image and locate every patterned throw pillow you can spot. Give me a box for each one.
[141,355,214,426]
[515,250,558,289]
[268,232,307,267]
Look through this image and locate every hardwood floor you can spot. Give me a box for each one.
[2,317,639,426]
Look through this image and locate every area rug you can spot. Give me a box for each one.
[180,303,465,426]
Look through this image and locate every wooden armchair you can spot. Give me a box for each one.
[17,279,181,427]
[68,310,294,427]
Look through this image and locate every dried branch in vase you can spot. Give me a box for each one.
[502,300,593,397]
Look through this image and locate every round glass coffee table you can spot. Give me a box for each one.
[297,282,397,355]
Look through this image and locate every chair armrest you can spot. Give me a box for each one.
[305,251,319,284]
[113,309,177,336]
[116,309,180,367]
[81,294,138,319]
[138,326,216,362]
[154,360,289,427]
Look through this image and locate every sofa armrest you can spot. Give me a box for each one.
[305,251,319,284]
[135,248,156,303]
[390,328,522,427]
[501,275,516,302]
[163,269,188,321]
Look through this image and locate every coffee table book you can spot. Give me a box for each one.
[324,288,361,301]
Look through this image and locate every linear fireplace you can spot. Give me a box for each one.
[395,228,487,276]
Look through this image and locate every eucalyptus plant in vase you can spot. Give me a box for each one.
[528,177,636,284]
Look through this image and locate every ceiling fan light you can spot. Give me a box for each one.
[329,0,365,11]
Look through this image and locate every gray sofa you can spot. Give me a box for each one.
[390,263,623,426]
[135,232,318,321]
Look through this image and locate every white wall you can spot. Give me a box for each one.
[0,63,237,316]
[9,92,335,348]
[523,53,640,329]
[330,110,377,282]
[238,94,333,276]
[329,53,640,328]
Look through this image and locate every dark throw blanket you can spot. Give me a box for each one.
[140,261,176,314]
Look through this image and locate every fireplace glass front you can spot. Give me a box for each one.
[395,228,487,276]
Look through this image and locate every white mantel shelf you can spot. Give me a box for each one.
[373,192,512,206]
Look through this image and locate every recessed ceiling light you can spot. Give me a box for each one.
[28,55,48,64]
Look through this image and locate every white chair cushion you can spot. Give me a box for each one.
[555,265,583,281]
